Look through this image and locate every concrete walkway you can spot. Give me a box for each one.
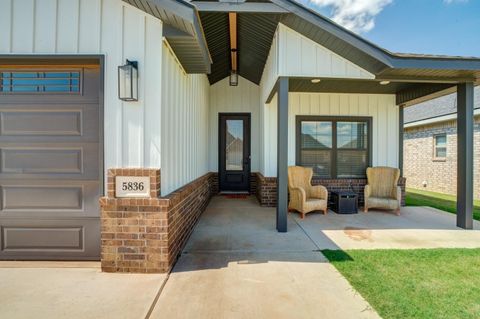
[0,261,166,319]
[150,196,380,319]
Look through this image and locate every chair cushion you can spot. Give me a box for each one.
[304,198,327,213]
[367,196,399,210]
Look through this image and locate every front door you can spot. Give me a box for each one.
[219,113,251,192]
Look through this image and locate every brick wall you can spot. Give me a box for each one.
[100,169,215,273]
[404,116,480,199]
[256,173,277,206]
[255,172,406,207]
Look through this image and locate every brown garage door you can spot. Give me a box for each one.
[0,59,103,260]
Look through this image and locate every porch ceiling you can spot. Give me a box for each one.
[200,12,282,84]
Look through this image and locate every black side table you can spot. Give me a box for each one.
[330,191,358,214]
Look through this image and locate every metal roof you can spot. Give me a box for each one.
[404,86,480,124]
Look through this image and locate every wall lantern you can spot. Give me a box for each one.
[229,70,238,86]
[118,60,138,101]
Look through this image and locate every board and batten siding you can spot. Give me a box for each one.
[260,27,279,104]
[209,76,261,172]
[277,24,374,81]
[0,0,163,189]
[262,92,399,177]
[161,42,210,196]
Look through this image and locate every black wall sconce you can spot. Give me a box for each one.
[118,60,138,101]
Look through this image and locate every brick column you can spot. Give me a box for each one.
[100,169,215,273]
[100,169,170,273]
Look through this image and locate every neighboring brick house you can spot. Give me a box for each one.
[404,87,480,199]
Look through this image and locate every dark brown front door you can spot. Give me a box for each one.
[219,113,251,192]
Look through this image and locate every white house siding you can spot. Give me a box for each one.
[260,28,279,103]
[262,93,399,177]
[277,24,374,80]
[0,0,163,190]
[161,42,210,196]
[208,76,261,172]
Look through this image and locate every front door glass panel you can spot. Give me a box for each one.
[225,120,244,171]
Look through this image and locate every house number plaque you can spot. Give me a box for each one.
[115,176,150,198]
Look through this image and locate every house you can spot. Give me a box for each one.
[404,87,480,198]
[0,0,479,273]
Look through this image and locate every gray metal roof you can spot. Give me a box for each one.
[404,86,480,124]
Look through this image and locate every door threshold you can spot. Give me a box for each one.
[219,191,250,195]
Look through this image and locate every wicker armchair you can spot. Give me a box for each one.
[288,166,328,219]
[364,167,401,215]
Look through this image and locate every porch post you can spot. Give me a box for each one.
[276,77,288,232]
[399,104,404,176]
[456,82,474,229]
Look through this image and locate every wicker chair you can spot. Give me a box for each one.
[364,167,401,215]
[288,166,328,219]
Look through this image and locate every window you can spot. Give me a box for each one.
[0,71,81,93]
[433,134,447,160]
[296,116,371,178]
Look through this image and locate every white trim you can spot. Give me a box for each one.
[405,109,480,128]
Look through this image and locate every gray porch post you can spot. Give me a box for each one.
[456,82,474,229]
[399,105,404,176]
[277,77,288,232]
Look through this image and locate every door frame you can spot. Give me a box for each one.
[218,112,251,192]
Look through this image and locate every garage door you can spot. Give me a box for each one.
[0,60,103,260]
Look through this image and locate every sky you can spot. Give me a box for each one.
[297,0,480,57]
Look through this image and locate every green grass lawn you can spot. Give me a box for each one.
[323,249,480,319]
[406,188,480,221]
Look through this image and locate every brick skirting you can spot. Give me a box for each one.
[255,172,406,207]
[100,169,215,273]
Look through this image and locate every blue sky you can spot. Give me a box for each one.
[297,0,480,57]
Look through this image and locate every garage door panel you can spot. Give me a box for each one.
[0,218,100,260]
[2,186,83,210]
[2,148,83,174]
[2,226,83,251]
[0,104,99,142]
[0,143,99,179]
[0,180,100,218]
[1,110,82,136]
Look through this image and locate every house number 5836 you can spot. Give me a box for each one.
[115,176,150,198]
[122,182,145,191]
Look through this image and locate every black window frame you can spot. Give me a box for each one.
[295,115,373,179]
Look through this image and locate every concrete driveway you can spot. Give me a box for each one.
[0,261,166,319]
